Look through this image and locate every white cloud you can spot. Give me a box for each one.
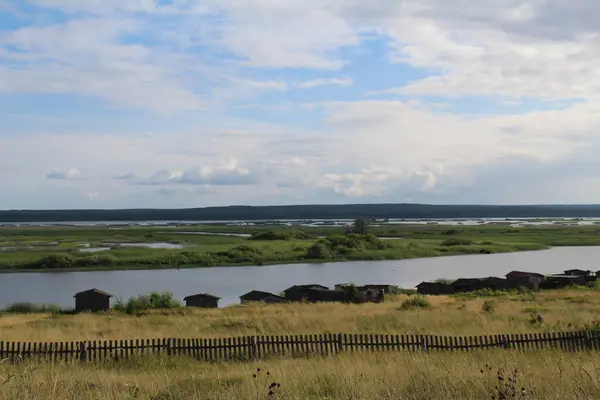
[86,190,100,200]
[136,159,257,186]
[46,167,82,180]
[3,1,600,208]
[295,78,353,89]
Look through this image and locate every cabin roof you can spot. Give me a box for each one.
[73,288,113,298]
[548,275,582,279]
[506,271,544,279]
[183,293,221,301]
[284,284,329,292]
[416,281,449,287]
[239,290,285,300]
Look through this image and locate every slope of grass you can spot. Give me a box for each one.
[2,288,600,342]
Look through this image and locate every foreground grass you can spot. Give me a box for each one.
[2,289,600,342]
[2,350,600,399]
[3,289,600,398]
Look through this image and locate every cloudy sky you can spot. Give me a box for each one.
[1,0,599,209]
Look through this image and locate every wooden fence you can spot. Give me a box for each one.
[1,331,599,363]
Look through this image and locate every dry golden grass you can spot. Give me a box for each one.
[2,350,600,399]
[1,289,600,342]
[2,289,600,399]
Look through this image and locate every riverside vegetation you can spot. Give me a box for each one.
[2,222,600,271]
[3,289,600,398]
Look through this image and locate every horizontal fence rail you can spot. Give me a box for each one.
[0,331,598,363]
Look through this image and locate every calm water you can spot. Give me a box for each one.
[0,247,596,308]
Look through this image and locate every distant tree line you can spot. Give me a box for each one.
[2,203,600,222]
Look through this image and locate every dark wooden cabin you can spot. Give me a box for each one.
[564,269,593,276]
[239,290,287,304]
[304,287,347,303]
[416,282,454,295]
[74,288,112,313]
[480,277,512,290]
[360,284,396,294]
[505,271,544,290]
[541,275,586,289]
[183,293,220,308]
[451,278,486,293]
[283,284,329,301]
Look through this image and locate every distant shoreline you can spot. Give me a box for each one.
[0,246,551,274]
[4,203,600,222]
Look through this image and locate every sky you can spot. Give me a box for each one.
[1,0,600,209]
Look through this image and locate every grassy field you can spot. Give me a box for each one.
[2,351,600,399]
[1,289,599,342]
[4,223,600,272]
[2,289,600,399]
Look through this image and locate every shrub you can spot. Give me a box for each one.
[587,280,600,289]
[249,230,310,240]
[113,291,182,315]
[221,245,263,263]
[306,242,334,259]
[441,238,474,246]
[481,300,496,313]
[75,254,118,267]
[3,302,62,314]
[401,295,432,310]
[37,253,76,269]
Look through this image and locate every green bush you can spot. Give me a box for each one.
[306,234,389,259]
[482,300,496,313]
[441,238,474,246]
[113,291,182,315]
[401,295,432,310]
[223,245,263,263]
[306,242,334,259]
[37,253,76,269]
[249,230,310,240]
[75,254,118,267]
[3,302,63,314]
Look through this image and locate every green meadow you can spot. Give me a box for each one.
[1,223,599,272]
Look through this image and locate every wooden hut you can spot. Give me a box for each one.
[541,275,586,289]
[564,269,593,276]
[480,277,512,290]
[239,291,287,304]
[505,271,544,290]
[283,284,329,302]
[361,284,396,294]
[183,293,220,308]
[74,288,112,313]
[450,278,486,293]
[303,287,347,303]
[416,282,454,295]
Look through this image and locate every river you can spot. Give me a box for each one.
[0,246,596,309]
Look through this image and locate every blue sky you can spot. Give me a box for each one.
[1,0,600,209]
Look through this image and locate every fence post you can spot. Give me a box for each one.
[78,342,87,362]
[503,335,510,349]
[166,338,172,357]
[585,330,593,350]
[249,336,257,359]
[421,335,428,352]
[337,333,344,354]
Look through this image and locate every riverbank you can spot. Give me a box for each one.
[2,223,585,272]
